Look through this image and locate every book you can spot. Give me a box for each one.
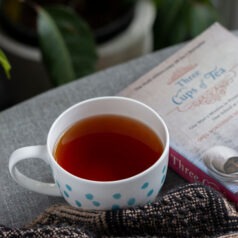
[119,22,238,204]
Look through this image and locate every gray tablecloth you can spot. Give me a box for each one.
[0,43,187,228]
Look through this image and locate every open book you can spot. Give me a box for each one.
[119,23,238,204]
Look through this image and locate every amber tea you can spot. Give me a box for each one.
[54,114,163,181]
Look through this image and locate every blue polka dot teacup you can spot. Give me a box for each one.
[9,96,169,210]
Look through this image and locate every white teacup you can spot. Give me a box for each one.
[9,96,169,210]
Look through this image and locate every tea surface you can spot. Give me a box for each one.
[54,115,163,181]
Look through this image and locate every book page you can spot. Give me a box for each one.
[119,23,238,195]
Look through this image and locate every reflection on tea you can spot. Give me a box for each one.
[54,115,163,181]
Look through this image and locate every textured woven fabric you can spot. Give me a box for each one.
[1,183,238,237]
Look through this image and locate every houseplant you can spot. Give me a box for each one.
[0,0,140,85]
[0,0,155,108]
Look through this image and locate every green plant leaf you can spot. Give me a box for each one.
[189,2,219,37]
[152,0,218,50]
[37,5,98,86]
[0,49,11,79]
[153,0,186,49]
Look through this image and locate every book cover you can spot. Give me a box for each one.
[119,23,238,203]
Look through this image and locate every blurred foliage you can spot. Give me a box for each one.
[152,0,219,50]
[0,49,11,79]
[37,5,97,86]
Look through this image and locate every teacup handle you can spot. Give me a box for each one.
[9,145,61,196]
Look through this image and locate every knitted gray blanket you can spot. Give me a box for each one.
[1,183,238,237]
